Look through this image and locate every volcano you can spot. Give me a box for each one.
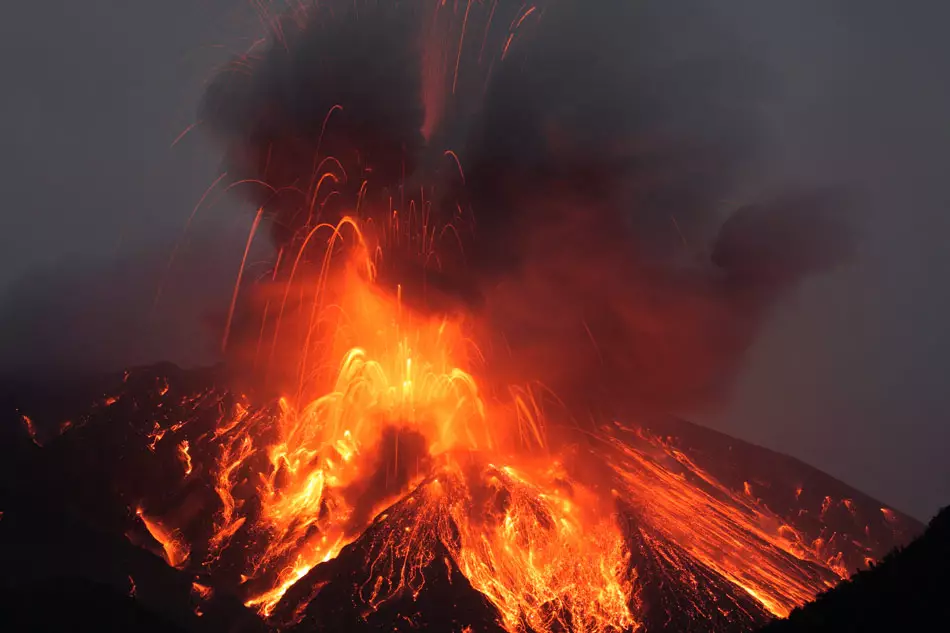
[0,364,920,633]
[0,2,925,631]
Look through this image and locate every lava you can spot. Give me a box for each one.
[20,414,41,447]
[136,506,190,569]
[178,440,193,476]
[199,215,637,628]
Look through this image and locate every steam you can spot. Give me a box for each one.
[201,0,854,416]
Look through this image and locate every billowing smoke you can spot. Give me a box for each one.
[200,2,427,249]
[201,0,853,417]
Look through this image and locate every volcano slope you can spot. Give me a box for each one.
[0,364,922,633]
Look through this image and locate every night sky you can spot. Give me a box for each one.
[1,1,947,521]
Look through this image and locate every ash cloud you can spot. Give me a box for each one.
[199,1,427,248]
[201,0,855,417]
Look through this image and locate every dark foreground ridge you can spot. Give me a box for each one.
[757,505,950,633]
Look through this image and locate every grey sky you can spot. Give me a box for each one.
[703,2,950,521]
[1,1,947,520]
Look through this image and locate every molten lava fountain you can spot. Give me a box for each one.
[207,215,636,631]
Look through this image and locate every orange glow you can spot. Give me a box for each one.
[191,581,214,600]
[146,422,166,452]
[447,463,636,633]
[602,425,841,617]
[178,440,193,476]
[21,414,41,447]
[136,507,189,569]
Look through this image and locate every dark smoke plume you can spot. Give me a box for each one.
[201,0,854,417]
[200,2,427,249]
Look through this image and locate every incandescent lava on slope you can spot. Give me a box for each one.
[6,361,920,633]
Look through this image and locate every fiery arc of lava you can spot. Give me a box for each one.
[200,213,637,632]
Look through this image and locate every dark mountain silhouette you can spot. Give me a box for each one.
[757,505,950,633]
[0,578,188,633]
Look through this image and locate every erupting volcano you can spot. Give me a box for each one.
[0,2,924,633]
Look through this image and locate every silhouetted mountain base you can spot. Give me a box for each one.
[0,578,188,633]
[758,506,950,632]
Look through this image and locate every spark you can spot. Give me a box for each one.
[222,206,265,352]
[20,415,41,447]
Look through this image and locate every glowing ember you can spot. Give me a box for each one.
[136,507,190,569]
[178,440,193,476]
[21,414,41,447]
